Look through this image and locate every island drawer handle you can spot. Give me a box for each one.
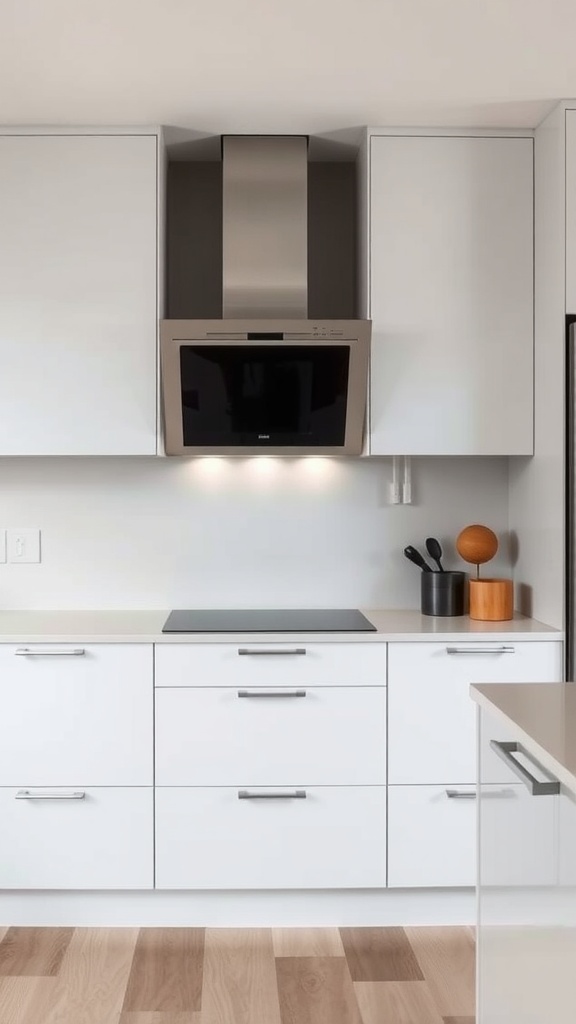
[238,648,307,656]
[489,740,560,796]
[16,790,86,800]
[238,689,306,698]
[446,646,515,655]
[15,648,86,657]
[238,789,307,800]
[446,789,477,800]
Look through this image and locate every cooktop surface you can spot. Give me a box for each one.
[162,609,377,633]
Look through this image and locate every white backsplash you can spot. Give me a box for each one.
[0,456,510,610]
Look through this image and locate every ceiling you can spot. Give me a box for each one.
[2,0,575,135]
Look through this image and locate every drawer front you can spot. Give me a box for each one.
[0,787,153,889]
[388,641,562,785]
[155,641,387,688]
[0,644,153,786]
[155,786,387,889]
[156,686,386,786]
[388,783,540,888]
[388,784,479,887]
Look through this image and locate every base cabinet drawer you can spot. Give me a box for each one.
[388,784,530,888]
[388,641,562,785]
[156,687,386,785]
[0,787,153,889]
[155,786,386,889]
[0,643,153,785]
[155,642,387,688]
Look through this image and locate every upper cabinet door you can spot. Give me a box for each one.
[369,135,534,455]
[0,134,158,455]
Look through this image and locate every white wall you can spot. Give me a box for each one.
[0,456,510,610]
[509,103,566,631]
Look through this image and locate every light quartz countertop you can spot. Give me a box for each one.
[471,683,576,796]
[0,608,561,644]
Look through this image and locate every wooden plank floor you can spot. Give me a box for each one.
[0,926,475,1024]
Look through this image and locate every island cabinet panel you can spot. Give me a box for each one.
[477,708,576,1024]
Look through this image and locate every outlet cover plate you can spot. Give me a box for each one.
[7,529,41,563]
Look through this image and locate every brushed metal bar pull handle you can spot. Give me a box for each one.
[446,646,515,655]
[16,790,86,800]
[15,648,86,657]
[238,789,307,800]
[237,689,306,698]
[237,648,307,656]
[446,789,477,800]
[489,740,560,796]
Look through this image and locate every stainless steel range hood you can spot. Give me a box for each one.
[222,135,308,319]
[160,135,371,456]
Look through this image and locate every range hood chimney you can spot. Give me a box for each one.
[222,135,308,319]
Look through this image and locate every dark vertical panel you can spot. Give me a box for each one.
[167,163,222,319]
[308,163,357,319]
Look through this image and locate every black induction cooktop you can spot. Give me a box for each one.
[162,609,376,633]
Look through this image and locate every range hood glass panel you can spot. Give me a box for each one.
[179,343,349,447]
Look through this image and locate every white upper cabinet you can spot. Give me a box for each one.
[0,133,159,455]
[368,135,534,455]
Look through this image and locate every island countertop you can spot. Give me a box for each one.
[471,682,576,795]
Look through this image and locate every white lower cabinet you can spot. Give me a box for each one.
[155,786,387,889]
[156,686,386,786]
[389,783,556,889]
[386,639,562,888]
[0,787,153,889]
[388,784,477,887]
[0,644,153,786]
[388,641,563,785]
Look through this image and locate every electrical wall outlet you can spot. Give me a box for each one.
[7,528,41,563]
[0,530,6,563]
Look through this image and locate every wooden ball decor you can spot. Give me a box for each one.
[456,524,498,568]
[455,524,513,621]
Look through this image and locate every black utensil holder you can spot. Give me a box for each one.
[421,571,466,617]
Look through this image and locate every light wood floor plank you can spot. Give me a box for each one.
[202,927,281,1024]
[272,929,345,958]
[119,1014,202,1023]
[354,981,445,1024]
[405,927,475,1018]
[41,927,139,1024]
[122,929,204,1014]
[276,956,362,1024]
[340,928,424,982]
[0,977,58,1024]
[0,927,74,976]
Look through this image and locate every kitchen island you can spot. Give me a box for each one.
[470,682,576,1024]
